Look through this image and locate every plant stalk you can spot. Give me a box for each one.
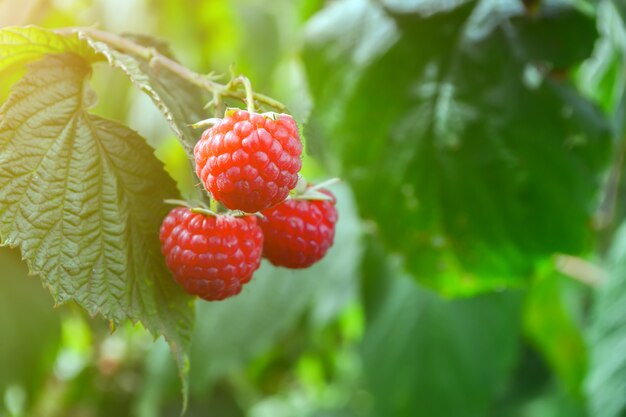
[56,27,286,112]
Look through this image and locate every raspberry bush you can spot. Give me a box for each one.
[2,2,626,417]
[0,24,340,404]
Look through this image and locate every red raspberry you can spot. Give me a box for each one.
[159,207,263,301]
[259,189,338,269]
[194,110,303,213]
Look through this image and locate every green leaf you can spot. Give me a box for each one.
[577,0,626,116]
[0,26,98,74]
[586,220,626,417]
[360,249,523,417]
[510,5,598,70]
[524,268,588,398]
[0,53,194,400]
[304,0,609,295]
[76,32,208,158]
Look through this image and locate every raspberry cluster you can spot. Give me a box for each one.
[159,109,338,302]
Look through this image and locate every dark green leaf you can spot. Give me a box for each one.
[510,6,598,70]
[0,53,194,399]
[304,0,609,295]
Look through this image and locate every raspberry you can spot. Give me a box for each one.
[159,207,263,301]
[194,110,303,213]
[259,189,338,269]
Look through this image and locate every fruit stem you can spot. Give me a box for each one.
[190,207,218,217]
[308,177,341,192]
[60,27,286,112]
[191,118,221,129]
[230,76,256,113]
[209,196,220,213]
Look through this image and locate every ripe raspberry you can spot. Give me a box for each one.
[159,207,263,301]
[194,110,303,213]
[259,189,338,269]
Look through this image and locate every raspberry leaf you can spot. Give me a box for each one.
[304,0,610,295]
[0,53,194,402]
[0,27,206,160]
[0,26,99,73]
[77,32,208,158]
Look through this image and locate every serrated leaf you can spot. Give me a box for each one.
[76,32,208,157]
[0,53,194,400]
[121,33,178,60]
[0,26,98,74]
[304,0,609,295]
[586,220,626,417]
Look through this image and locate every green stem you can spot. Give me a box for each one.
[308,177,341,192]
[235,76,256,113]
[209,196,220,213]
[191,207,218,217]
[59,27,286,112]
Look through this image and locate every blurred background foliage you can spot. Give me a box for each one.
[1,0,626,416]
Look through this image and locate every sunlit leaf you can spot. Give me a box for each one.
[78,32,208,157]
[0,26,98,73]
[0,53,194,399]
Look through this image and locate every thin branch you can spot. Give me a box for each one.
[54,27,286,112]
[555,254,605,287]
